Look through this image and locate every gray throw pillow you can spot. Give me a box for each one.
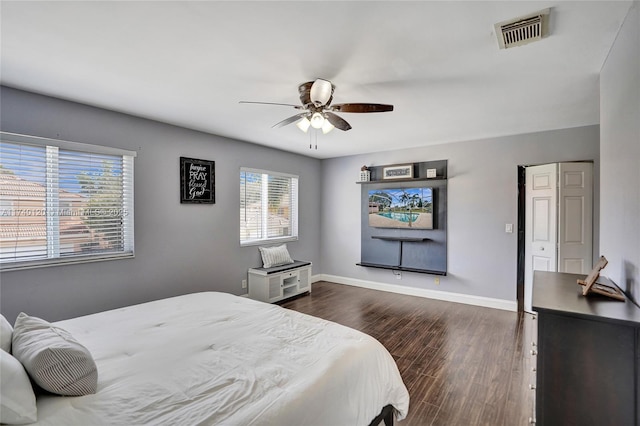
[259,244,294,268]
[12,313,98,396]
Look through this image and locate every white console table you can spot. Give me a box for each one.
[248,260,312,303]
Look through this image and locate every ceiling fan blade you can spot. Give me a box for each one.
[298,82,313,106]
[310,79,335,107]
[324,112,352,131]
[330,103,394,113]
[239,101,302,108]
[272,113,307,128]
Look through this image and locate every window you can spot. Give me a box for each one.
[240,168,298,246]
[0,132,135,270]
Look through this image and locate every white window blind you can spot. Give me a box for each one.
[240,168,298,246]
[0,133,135,270]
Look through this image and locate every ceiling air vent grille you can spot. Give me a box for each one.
[495,8,550,49]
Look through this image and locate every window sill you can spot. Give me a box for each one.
[240,237,298,247]
[0,252,135,272]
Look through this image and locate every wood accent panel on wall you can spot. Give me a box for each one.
[357,160,448,275]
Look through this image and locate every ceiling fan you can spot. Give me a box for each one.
[240,78,393,134]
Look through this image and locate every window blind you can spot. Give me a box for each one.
[0,142,48,262]
[240,168,298,246]
[0,133,135,270]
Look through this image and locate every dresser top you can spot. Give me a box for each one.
[533,271,640,326]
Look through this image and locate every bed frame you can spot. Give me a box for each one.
[369,404,395,426]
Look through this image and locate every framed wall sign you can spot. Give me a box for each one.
[382,164,414,180]
[180,157,215,204]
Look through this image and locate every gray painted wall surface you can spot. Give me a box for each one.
[321,126,600,302]
[600,1,640,301]
[0,87,322,323]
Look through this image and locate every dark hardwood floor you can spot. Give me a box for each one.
[280,281,536,426]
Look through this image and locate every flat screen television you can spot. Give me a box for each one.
[368,187,433,229]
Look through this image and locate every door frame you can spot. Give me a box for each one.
[517,165,526,313]
[516,161,596,312]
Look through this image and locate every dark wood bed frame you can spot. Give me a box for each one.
[368,404,395,426]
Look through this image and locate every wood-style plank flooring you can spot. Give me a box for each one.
[280,281,536,426]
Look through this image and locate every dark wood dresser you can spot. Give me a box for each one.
[532,271,640,425]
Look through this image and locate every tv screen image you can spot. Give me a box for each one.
[368,187,433,229]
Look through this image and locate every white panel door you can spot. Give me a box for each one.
[525,163,558,312]
[558,162,593,274]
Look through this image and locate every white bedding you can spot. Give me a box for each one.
[33,292,409,425]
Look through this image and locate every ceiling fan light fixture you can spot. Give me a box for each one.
[241,78,393,135]
[321,119,334,134]
[310,112,324,129]
[296,116,311,133]
[310,79,333,106]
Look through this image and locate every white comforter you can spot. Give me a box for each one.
[33,292,409,425]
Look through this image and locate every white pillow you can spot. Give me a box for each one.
[259,244,294,268]
[12,313,98,396]
[1,314,12,353]
[0,350,37,424]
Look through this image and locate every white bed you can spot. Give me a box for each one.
[31,292,409,425]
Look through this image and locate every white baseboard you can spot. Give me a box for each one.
[313,274,517,312]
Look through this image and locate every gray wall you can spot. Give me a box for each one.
[600,1,640,301]
[0,87,322,323]
[321,126,600,302]
[0,82,610,320]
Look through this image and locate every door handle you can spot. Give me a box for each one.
[540,247,545,251]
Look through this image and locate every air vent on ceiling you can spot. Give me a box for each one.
[495,8,550,49]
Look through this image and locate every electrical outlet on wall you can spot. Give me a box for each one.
[434,277,440,285]
[242,279,247,289]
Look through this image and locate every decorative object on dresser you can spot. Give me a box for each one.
[180,157,215,204]
[576,255,626,301]
[248,260,312,303]
[532,270,640,425]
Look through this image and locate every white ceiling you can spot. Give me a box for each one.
[0,1,632,159]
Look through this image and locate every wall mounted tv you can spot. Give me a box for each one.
[368,187,434,229]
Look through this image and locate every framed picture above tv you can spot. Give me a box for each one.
[368,187,433,229]
[382,164,413,180]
